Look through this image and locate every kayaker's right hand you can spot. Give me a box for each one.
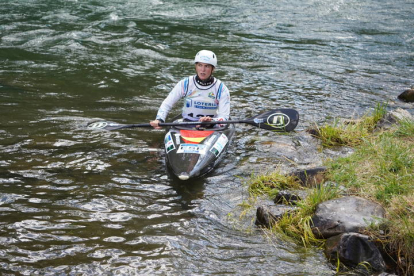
[196,116,213,128]
[150,120,162,129]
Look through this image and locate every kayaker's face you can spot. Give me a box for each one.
[195,62,214,81]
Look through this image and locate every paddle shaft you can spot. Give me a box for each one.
[129,120,250,128]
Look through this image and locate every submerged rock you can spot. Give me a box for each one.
[311,196,385,238]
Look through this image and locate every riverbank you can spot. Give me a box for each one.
[242,104,414,275]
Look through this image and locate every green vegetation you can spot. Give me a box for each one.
[247,171,302,198]
[311,103,387,147]
[243,104,414,275]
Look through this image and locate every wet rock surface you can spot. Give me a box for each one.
[311,196,386,239]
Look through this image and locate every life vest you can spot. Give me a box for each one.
[181,76,226,121]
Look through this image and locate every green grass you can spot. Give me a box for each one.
[243,103,414,275]
[325,118,414,275]
[246,171,303,198]
[311,103,387,147]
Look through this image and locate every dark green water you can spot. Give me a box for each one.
[1,0,413,274]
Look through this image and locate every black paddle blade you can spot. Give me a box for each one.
[246,109,299,132]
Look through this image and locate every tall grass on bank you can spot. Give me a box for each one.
[245,105,414,275]
[326,118,414,275]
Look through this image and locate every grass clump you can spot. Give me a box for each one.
[245,171,341,248]
[311,102,387,147]
[247,171,302,198]
[274,183,341,247]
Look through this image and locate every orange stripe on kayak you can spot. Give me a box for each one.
[180,130,214,144]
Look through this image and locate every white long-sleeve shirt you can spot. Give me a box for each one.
[155,75,230,122]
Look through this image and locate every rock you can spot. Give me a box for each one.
[325,232,386,272]
[376,108,414,130]
[389,108,413,121]
[255,205,297,228]
[289,167,327,187]
[376,272,398,276]
[311,196,385,238]
[306,127,320,137]
[397,88,414,102]
[273,190,308,205]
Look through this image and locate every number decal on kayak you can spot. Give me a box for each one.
[177,144,206,154]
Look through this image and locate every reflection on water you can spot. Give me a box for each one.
[1,0,413,274]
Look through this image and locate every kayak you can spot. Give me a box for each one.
[163,118,235,180]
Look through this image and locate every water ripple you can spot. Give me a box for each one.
[1,0,412,274]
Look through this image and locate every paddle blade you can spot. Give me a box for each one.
[86,121,150,130]
[246,109,299,131]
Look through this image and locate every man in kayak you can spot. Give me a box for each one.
[150,50,230,129]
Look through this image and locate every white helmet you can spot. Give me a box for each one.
[194,50,217,67]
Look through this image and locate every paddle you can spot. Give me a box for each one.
[87,108,299,132]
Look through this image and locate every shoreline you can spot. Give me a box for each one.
[242,105,414,275]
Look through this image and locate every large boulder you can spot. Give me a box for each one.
[325,232,386,272]
[311,196,385,238]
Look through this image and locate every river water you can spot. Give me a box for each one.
[1,0,413,275]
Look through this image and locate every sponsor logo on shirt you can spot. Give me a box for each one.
[194,101,218,109]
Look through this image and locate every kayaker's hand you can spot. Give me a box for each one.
[150,120,162,129]
[196,116,212,128]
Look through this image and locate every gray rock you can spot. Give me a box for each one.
[273,189,308,205]
[376,108,413,131]
[289,167,327,187]
[325,232,386,272]
[255,205,297,228]
[311,196,385,238]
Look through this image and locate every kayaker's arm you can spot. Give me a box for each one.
[155,81,185,123]
[215,82,231,121]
